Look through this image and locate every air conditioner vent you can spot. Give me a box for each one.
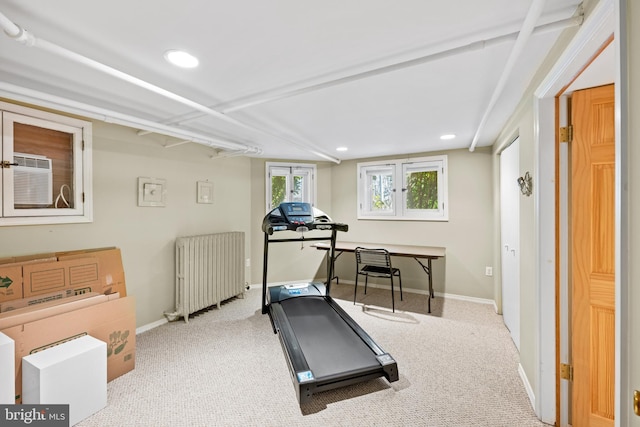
[14,155,52,170]
[12,152,53,206]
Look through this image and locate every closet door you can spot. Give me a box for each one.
[500,138,520,350]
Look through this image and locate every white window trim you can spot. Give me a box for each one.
[265,162,316,212]
[357,155,448,221]
[0,101,93,226]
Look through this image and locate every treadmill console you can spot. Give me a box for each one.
[280,202,314,225]
[262,202,347,234]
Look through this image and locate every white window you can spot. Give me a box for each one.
[0,102,93,226]
[266,162,316,211]
[357,155,448,221]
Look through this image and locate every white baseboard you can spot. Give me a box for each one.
[136,318,168,335]
[518,363,536,410]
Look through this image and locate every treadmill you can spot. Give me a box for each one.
[262,202,398,404]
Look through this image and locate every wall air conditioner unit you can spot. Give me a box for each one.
[13,152,53,205]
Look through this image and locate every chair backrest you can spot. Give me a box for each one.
[355,247,392,268]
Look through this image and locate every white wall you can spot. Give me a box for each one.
[329,148,494,299]
[249,158,334,285]
[249,150,494,302]
[0,116,253,327]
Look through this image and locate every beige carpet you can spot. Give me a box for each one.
[77,284,549,427]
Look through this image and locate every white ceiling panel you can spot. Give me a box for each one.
[0,0,583,161]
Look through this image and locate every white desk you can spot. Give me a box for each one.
[313,241,446,313]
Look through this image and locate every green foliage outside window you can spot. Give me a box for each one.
[271,175,286,207]
[292,176,303,202]
[406,171,438,209]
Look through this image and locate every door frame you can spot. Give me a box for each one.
[532,0,621,424]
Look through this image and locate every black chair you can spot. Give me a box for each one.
[354,247,402,312]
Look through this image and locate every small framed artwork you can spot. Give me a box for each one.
[138,177,166,207]
[197,181,213,204]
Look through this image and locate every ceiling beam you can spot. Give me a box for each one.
[160,9,582,131]
[0,9,340,163]
[469,0,552,151]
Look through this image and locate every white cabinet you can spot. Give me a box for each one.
[0,101,92,225]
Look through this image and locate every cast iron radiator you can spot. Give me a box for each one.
[166,231,245,323]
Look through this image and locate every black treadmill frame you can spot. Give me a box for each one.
[261,207,398,404]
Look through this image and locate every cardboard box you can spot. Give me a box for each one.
[57,248,127,297]
[0,247,126,304]
[0,254,56,265]
[22,335,107,426]
[22,257,101,298]
[0,263,23,303]
[0,293,107,330]
[2,296,136,403]
[0,332,15,404]
[0,289,78,313]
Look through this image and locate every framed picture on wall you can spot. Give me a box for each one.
[138,177,166,207]
[197,181,213,204]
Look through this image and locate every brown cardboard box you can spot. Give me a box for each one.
[0,292,105,330]
[0,264,23,303]
[57,248,127,297]
[22,257,101,298]
[54,247,116,257]
[0,254,56,265]
[0,247,126,304]
[0,289,78,313]
[1,295,135,403]
[13,253,57,263]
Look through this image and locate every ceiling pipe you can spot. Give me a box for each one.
[209,147,258,160]
[223,18,580,114]
[468,0,550,152]
[159,13,582,129]
[0,10,337,163]
[0,81,262,154]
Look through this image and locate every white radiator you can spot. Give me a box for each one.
[168,231,245,323]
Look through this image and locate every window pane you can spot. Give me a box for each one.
[13,123,75,210]
[271,175,286,207]
[367,169,394,212]
[406,170,438,209]
[266,163,316,212]
[292,175,304,202]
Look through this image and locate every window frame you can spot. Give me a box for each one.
[0,101,93,226]
[265,162,316,212]
[357,155,448,221]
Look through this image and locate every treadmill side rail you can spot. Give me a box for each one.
[269,303,316,403]
[376,354,399,383]
[325,297,386,356]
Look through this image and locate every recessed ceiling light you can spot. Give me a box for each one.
[164,50,199,68]
[336,147,348,152]
[440,134,456,140]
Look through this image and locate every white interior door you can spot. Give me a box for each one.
[500,138,520,350]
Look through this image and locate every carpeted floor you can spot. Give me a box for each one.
[77,284,549,427]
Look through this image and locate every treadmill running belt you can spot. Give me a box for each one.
[280,296,381,381]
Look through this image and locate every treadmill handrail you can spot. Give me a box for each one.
[262,221,345,315]
[263,221,348,235]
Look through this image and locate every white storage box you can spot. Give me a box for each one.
[0,332,15,403]
[22,335,107,426]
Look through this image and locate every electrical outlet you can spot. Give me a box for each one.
[245,258,251,268]
[485,266,493,276]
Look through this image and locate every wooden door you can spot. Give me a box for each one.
[571,84,615,426]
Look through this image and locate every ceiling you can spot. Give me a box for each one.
[0,1,584,163]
